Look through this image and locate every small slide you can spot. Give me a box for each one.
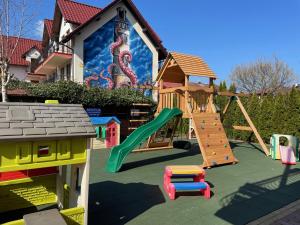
[280,145,296,165]
[106,108,182,172]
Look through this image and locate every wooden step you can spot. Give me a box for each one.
[132,103,151,106]
[129,119,148,122]
[131,112,149,115]
[233,125,252,131]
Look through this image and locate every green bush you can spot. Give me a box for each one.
[7,80,155,108]
[216,88,300,143]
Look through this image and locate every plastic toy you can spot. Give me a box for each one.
[163,165,210,200]
[90,117,121,149]
[0,102,95,225]
[279,146,296,165]
[270,134,299,160]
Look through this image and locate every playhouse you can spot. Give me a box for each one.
[270,134,299,162]
[0,102,95,225]
[90,117,121,149]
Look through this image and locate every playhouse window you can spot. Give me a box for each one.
[279,137,289,146]
[38,145,50,157]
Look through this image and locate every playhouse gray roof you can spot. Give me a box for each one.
[0,102,96,141]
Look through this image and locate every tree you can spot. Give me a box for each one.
[0,0,36,102]
[230,57,296,95]
[229,83,236,93]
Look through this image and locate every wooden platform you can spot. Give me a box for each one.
[191,112,237,168]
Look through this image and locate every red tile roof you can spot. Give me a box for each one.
[5,36,42,66]
[57,0,101,25]
[44,19,53,37]
[62,0,167,60]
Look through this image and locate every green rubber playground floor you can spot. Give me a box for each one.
[88,140,300,225]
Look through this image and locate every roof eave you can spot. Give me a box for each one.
[61,0,167,59]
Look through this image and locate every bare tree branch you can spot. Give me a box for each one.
[230,57,297,95]
[0,0,38,102]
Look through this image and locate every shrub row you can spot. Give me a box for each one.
[215,88,300,143]
[7,80,155,107]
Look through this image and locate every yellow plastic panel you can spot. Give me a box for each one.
[33,141,57,162]
[2,219,25,225]
[0,175,57,212]
[16,142,32,164]
[45,100,59,104]
[61,207,85,225]
[0,139,87,172]
[57,140,71,160]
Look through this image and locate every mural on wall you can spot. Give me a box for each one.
[84,7,153,89]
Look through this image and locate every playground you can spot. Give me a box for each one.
[89,141,300,225]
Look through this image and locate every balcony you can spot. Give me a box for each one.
[25,73,47,83]
[34,43,72,76]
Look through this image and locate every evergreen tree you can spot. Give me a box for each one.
[223,81,227,91]
[229,83,237,93]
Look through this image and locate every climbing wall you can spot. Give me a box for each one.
[191,113,237,168]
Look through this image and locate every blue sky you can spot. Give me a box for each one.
[28,0,300,84]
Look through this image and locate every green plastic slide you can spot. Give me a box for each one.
[106,108,182,172]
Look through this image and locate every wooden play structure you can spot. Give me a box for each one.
[106,52,270,172]
[154,52,269,168]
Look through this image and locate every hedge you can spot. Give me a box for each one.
[216,88,300,143]
[7,80,155,107]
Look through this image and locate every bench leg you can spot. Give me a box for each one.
[203,182,211,199]
[168,183,176,200]
[163,173,171,193]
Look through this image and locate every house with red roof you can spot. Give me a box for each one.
[29,0,166,88]
[5,37,42,82]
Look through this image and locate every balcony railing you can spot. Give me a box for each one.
[45,42,72,57]
[31,42,73,73]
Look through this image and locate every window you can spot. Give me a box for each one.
[38,145,50,157]
[66,64,71,80]
[60,67,65,80]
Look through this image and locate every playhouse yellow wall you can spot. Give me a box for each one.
[0,138,87,172]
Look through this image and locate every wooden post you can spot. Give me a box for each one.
[158,79,164,112]
[168,115,181,146]
[206,78,215,113]
[221,96,233,122]
[185,75,189,115]
[236,96,269,155]
[223,97,232,116]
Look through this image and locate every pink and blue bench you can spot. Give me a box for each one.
[163,165,211,200]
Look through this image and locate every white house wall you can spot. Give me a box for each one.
[59,17,76,41]
[72,2,159,84]
[10,65,28,80]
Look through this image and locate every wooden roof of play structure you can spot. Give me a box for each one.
[156,52,217,83]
